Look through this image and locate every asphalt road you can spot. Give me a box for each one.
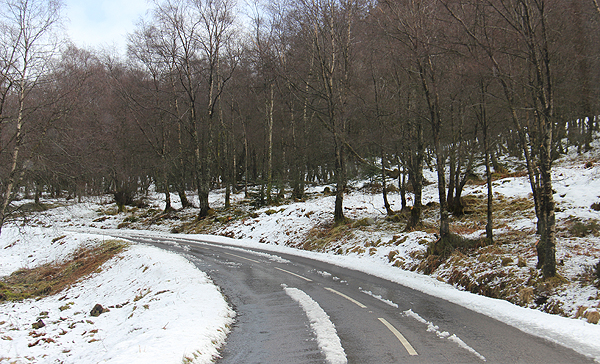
[121,233,595,364]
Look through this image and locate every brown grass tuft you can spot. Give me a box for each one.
[0,240,126,302]
[585,310,600,324]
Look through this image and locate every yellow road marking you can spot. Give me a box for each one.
[324,287,367,309]
[274,267,313,282]
[222,252,261,263]
[378,318,418,356]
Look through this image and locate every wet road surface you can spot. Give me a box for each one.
[119,233,596,364]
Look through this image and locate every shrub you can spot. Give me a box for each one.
[428,233,486,258]
[594,259,600,281]
[123,215,139,223]
[569,220,600,237]
[501,257,513,266]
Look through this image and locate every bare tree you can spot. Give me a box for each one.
[0,0,63,235]
[149,0,238,218]
[442,0,561,277]
[379,0,455,237]
[292,0,362,224]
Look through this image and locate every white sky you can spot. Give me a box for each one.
[63,0,152,55]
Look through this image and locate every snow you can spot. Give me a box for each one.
[1,135,600,362]
[283,286,347,364]
[0,227,234,363]
[403,309,487,362]
[359,289,399,308]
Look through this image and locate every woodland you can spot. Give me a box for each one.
[1,0,599,281]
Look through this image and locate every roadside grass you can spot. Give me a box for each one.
[0,240,127,302]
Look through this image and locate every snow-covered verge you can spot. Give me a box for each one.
[0,227,234,364]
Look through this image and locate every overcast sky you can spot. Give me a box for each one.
[63,0,152,55]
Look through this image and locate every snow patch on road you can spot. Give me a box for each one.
[360,289,399,308]
[283,286,347,364]
[404,309,486,362]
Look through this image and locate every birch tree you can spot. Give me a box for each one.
[0,0,62,235]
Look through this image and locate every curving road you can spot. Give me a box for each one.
[119,233,595,364]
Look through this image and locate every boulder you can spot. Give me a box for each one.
[90,304,109,317]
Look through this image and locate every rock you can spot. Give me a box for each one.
[32,320,45,329]
[90,304,109,317]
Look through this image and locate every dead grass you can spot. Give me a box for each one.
[301,222,354,252]
[459,195,534,220]
[0,240,127,302]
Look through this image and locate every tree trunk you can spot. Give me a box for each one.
[194,125,211,219]
[0,80,27,236]
[399,162,407,211]
[178,189,190,209]
[481,87,493,242]
[435,138,450,238]
[266,83,274,205]
[539,117,557,277]
[407,120,424,230]
[163,170,172,213]
[447,150,456,213]
[198,138,211,217]
[381,150,394,215]
[485,148,493,242]
[334,134,346,224]
[244,131,249,198]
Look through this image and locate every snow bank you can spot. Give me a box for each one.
[284,286,347,364]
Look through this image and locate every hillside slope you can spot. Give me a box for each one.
[107,137,600,325]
